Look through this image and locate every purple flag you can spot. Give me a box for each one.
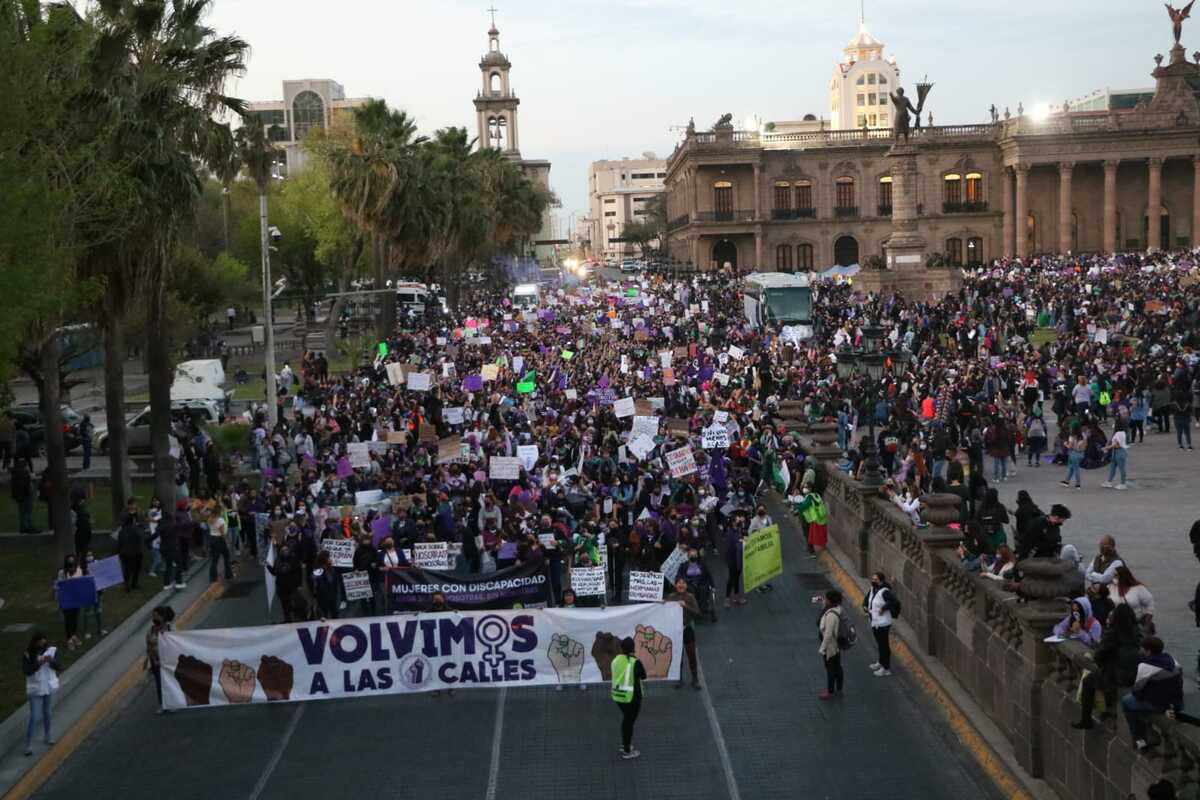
[598,374,610,389]
[336,457,354,479]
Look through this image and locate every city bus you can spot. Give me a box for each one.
[741,272,815,340]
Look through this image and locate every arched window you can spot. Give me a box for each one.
[713,181,733,220]
[966,237,983,266]
[878,176,893,216]
[291,90,325,141]
[796,181,813,214]
[490,72,501,93]
[775,244,793,271]
[489,115,507,147]
[943,173,962,209]
[964,172,983,206]
[945,237,963,266]
[835,177,856,215]
[773,181,793,218]
[797,243,814,270]
[833,235,859,266]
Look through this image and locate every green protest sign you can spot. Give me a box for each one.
[562,350,574,361]
[742,525,783,592]
[377,342,389,357]
[516,370,536,394]
[626,288,638,297]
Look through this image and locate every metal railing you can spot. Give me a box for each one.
[694,209,756,223]
[942,201,990,214]
[771,208,817,220]
[834,206,859,218]
[877,204,893,217]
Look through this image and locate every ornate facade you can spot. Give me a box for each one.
[664,32,1200,272]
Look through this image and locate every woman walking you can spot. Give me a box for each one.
[1061,429,1086,490]
[22,632,63,755]
[1101,420,1130,490]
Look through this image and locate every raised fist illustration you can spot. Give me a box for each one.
[547,633,584,684]
[590,632,622,680]
[634,624,673,679]
[257,655,294,701]
[175,654,213,706]
[218,659,257,704]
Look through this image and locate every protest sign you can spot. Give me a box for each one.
[57,577,98,610]
[565,389,578,400]
[632,415,659,439]
[613,397,635,418]
[665,446,697,478]
[413,542,450,570]
[659,351,672,369]
[517,445,540,471]
[728,345,745,360]
[406,372,432,392]
[158,602,681,708]
[386,430,407,444]
[437,436,463,465]
[538,533,557,549]
[648,397,665,410]
[570,566,607,597]
[489,456,522,480]
[1094,328,1108,344]
[419,423,438,443]
[628,571,665,602]
[347,443,371,468]
[481,364,500,381]
[385,363,406,386]
[628,434,656,461]
[702,424,730,449]
[713,410,729,424]
[90,555,125,591]
[742,525,783,592]
[658,547,688,584]
[443,407,465,425]
[322,538,355,568]
[386,560,552,611]
[354,490,384,509]
[343,572,373,601]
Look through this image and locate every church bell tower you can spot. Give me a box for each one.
[474,12,521,158]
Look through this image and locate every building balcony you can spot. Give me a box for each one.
[771,208,817,220]
[877,204,892,217]
[695,209,756,223]
[943,201,989,214]
[834,206,859,218]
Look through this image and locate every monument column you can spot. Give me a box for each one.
[1193,156,1200,246]
[1148,157,1163,251]
[1057,161,1074,254]
[883,143,926,270]
[753,163,762,220]
[1002,167,1014,257]
[1014,165,1029,259]
[1103,160,1119,253]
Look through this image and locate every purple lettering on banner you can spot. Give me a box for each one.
[463,375,483,392]
[297,625,330,665]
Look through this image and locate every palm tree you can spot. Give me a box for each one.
[83,0,248,510]
[236,117,280,427]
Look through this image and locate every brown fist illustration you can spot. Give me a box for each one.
[634,623,673,679]
[218,659,257,704]
[591,632,622,680]
[258,655,294,701]
[175,654,213,706]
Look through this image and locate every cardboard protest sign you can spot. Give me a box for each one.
[437,436,463,464]
[481,364,500,381]
[628,434,656,460]
[443,407,465,425]
[517,444,540,471]
[632,415,659,439]
[728,345,745,360]
[347,442,371,468]
[413,542,450,570]
[386,430,407,444]
[385,363,406,386]
[406,372,432,392]
[659,546,688,583]
[489,456,522,480]
[628,571,665,602]
[613,397,635,418]
[570,566,607,597]
[665,446,697,478]
[343,571,373,601]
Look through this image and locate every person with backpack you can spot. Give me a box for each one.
[818,589,852,699]
[863,571,900,677]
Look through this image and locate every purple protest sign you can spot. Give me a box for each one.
[540,310,556,322]
[597,374,610,389]
[463,374,483,392]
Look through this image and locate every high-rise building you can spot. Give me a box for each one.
[245,79,370,177]
[586,157,667,258]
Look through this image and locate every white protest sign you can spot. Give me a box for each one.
[702,424,730,449]
[714,410,729,424]
[347,442,371,468]
[632,415,659,439]
[489,456,522,480]
[517,445,540,471]
[343,571,373,601]
[659,546,688,583]
[728,345,745,360]
[538,533,557,549]
[649,397,665,410]
[413,542,450,570]
[443,407,465,425]
[385,363,405,386]
[406,372,432,392]
[322,538,355,568]
[665,446,698,478]
[1095,328,1108,344]
[613,397,635,418]
[628,434,656,461]
[628,571,665,602]
[570,566,607,597]
[565,389,578,400]
[659,351,673,369]
[513,356,524,376]
[714,372,730,386]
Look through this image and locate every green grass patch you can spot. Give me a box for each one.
[231,377,265,402]
[0,479,156,534]
[0,535,163,719]
[1029,328,1059,347]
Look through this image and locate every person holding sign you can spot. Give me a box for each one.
[666,577,702,690]
[611,637,647,760]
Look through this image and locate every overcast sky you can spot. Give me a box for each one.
[209,0,1174,231]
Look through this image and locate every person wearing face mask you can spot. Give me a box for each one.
[678,547,715,621]
[22,632,62,755]
[666,577,702,690]
[265,544,303,623]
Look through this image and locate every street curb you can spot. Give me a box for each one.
[0,559,220,800]
[815,542,1058,800]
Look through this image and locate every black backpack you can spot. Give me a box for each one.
[883,587,902,618]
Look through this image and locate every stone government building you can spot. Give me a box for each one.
[663,19,1200,272]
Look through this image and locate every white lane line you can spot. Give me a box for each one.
[484,688,508,800]
[697,662,742,800]
[248,703,305,800]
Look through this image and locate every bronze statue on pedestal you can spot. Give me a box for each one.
[889,79,933,143]
[1167,1,1194,45]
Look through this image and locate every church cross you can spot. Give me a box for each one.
[488,6,498,26]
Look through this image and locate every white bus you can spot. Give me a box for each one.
[512,283,540,310]
[742,272,815,340]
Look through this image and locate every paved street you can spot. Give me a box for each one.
[32,507,1002,800]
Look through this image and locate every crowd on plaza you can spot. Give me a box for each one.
[18,246,1200,767]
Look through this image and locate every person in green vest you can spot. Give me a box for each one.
[610,636,646,760]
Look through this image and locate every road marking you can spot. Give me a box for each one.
[483,688,507,800]
[696,662,742,800]
[247,703,305,800]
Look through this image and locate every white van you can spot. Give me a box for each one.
[394,282,432,314]
[171,359,229,404]
[512,283,540,311]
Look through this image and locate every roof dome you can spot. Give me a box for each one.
[846,23,882,50]
[488,24,499,36]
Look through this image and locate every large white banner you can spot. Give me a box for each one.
[159,605,682,709]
